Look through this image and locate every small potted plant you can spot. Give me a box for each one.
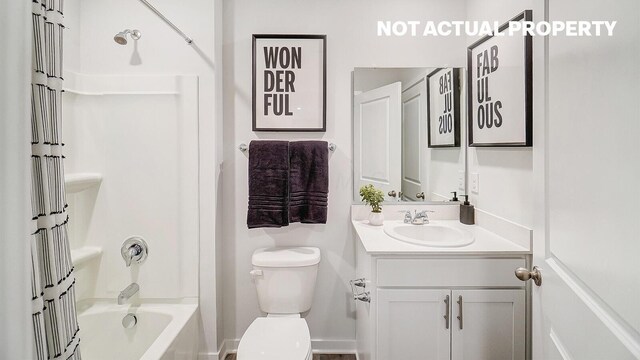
[359,184,385,226]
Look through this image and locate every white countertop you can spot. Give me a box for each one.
[353,219,531,255]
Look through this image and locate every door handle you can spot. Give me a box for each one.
[456,295,463,330]
[443,295,450,329]
[515,266,543,286]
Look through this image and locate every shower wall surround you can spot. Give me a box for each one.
[62,0,223,357]
[64,75,199,299]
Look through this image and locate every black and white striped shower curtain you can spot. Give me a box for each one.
[30,0,81,359]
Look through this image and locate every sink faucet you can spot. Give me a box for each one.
[118,283,139,305]
[401,210,435,225]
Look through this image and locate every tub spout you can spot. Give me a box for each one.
[118,283,139,305]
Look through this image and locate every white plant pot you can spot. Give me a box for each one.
[368,211,384,226]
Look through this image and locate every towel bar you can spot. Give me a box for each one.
[238,142,337,153]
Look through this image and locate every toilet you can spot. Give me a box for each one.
[237,247,321,360]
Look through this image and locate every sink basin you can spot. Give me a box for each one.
[383,222,474,247]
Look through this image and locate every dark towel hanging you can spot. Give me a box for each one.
[247,140,290,228]
[289,140,329,224]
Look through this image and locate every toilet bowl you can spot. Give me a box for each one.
[237,247,321,360]
[237,316,312,360]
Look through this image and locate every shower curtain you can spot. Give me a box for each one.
[30,0,81,359]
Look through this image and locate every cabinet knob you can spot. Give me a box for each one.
[515,266,542,286]
[416,192,425,200]
[388,190,397,198]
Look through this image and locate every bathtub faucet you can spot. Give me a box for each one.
[124,244,143,267]
[120,236,149,267]
[118,283,140,305]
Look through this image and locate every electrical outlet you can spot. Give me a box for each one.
[458,171,465,190]
[471,173,479,193]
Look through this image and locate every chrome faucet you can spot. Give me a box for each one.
[121,237,149,267]
[401,210,413,223]
[401,210,435,225]
[124,244,143,267]
[117,283,139,305]
[413,210,432,225]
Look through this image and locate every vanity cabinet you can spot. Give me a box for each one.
[376,288,525,360]
[355,241,528,360]
[450,290,525,360]
[377,288,451,360]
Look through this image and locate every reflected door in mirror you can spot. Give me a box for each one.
[353,82,402,200]
[401,77,427,201]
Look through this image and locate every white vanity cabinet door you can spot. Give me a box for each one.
[451,289,525,360]
[377,289,451,360]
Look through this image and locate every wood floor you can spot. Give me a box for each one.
[224,354,356,360]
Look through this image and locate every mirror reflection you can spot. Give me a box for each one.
[352,67,466,203]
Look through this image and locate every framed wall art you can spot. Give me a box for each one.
[252,34,327,132]
[467,10,533,147]
[427,67,461,148]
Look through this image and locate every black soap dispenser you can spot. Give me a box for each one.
[450,191,459,202]
[459,195,475,225]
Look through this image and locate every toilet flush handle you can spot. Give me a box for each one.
[249,269,263,278]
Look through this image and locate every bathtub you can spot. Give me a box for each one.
[77,302,198,360]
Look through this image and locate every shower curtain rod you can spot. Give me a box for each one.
[138,0,193,45]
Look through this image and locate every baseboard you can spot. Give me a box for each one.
[311,339,357,353]
[218,338,357,356]
[198,339,228,360]
[221,339,239,356]
[197,352,219,360]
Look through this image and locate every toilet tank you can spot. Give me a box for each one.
[251,247,321,314]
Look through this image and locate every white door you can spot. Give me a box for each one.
[401,76,427,201]
[377,289,451,360]
[353,82,401,200]
[451,290,525,360]
[530,1,640,359]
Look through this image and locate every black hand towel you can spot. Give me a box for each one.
[247,140,289,228]
[289,140,329,224]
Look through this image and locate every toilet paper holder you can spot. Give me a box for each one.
[350,278,370,303]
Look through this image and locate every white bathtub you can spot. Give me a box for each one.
[77,302,198,360]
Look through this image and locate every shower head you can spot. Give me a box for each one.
[114,29,141,45]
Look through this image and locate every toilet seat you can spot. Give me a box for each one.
[237,317,312,360]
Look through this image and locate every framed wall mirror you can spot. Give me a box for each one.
[352,67,467,203]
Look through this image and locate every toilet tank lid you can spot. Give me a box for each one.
[252,247,321,267]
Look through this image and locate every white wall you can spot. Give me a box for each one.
[0,1,33,358]
[222,0,467,349]
[465,0,536,228]
[62,0,222,356]
[353,67,431,93]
